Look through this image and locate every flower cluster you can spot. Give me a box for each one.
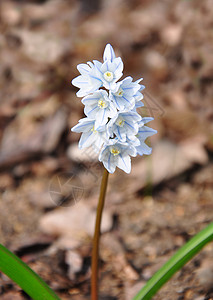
[71,44,157,174]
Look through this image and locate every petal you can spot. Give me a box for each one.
[128,145,137,157]
[140,117,154,125]
[100,60,108,73]
[135,101,144,108]
[135,78,144,84]
[82,94,100,105]
[72,75,88,88]
[108,103,117,118]
[138,126,157,139]
[112,95,122,110]
[77,63,91,74]
[134,91,144,101]
[99,147,116,173]
[117,153,131,173]
[120,95,135,108]
[114,126,126,142]
[125,121,138,134]
[79,131,96,148]
[100,89,109,98]
[104,152,116,173]
[84,104,99,118]
[76,89,89,97]
[123,112,141,122]
[95,109,108,129]
[112,58,123,78]
[94,133,107,150]
[93,60,102,71]
[137,142,152,155]
[103,44,116,62]
[89,76,103,90]
[139,84,145,91]
[121,76,133,86]
[71,118,94,133]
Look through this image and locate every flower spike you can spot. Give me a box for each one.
[71,44,157,173]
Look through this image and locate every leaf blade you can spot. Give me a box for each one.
[133,222,213,300]
[0,244,60,300]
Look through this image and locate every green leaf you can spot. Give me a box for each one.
[0,243,60,300]
[133,222,213,300]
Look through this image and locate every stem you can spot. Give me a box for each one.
[91,168,109,300]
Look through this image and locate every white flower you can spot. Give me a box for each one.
[82,90,117,129]
[99,139,137,174]
[107,111,141,142]
[72,62,102,97]
[71,118,107,151]
[93,58,123,90]
[109,76,140,111]
[136,118,157,155]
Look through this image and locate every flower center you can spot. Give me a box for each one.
[98,99,107,109]
[110,147,120,156]
[116,118,125,127]
[104,71,113,82]
[115,87,124,97]
[91,126,97,133]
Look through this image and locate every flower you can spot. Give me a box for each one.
[71,118,107,150]
[82,90,117,129]
[93,57,123,90]
[109,76,141,111]
[71,44,157,174]
[72,62,102,97]
[107,111,141,142]
[99,139,137,174]
[136,118,157,155]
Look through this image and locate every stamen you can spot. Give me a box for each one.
[115,87,124,97]
[110,147,120,156]
[98,99,107,109]
[104,71,113,82]
[116,118,125,127]
[91,126,97,133]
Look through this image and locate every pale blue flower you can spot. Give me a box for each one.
[92,44,123,90]
[71,118,107,151]
[108,111,141,142]
[136,118,157,155]
[109,76,140,111]
[72,44,123,96]
[93,58,123,90]
[82,90,117,129]
[99,139,137,174]
[72,62,102,97]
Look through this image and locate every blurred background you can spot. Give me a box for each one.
[0,0,213,299]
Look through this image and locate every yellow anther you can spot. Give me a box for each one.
[115,88,124,97]
[116,118,125,127]
[98,99,107,109]
[91,126,97,133]
[110,148,120,156]
[104,71,113,82]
